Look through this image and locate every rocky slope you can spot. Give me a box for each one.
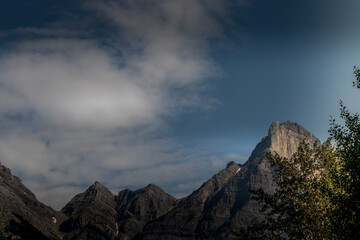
[0,121,318,240]
[116,184,178,240]
[139,161,241,239]
[0,163,66,239]
[59,181,118,240]
[59,182,177,240]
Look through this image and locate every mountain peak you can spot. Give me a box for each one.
[139,184,172,197]
[82,181,114,200]
[90,181,106,189]
[267,120,318,158]
[226,161,238,168]
[143,183,163,192]
[116,183,178,239]
[0,162,16,181]
[269,120,314,137]
[145,183,160,189]
[61,181,115,216]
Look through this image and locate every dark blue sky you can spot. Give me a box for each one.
[0,0,359,209]
[170,0,360,156]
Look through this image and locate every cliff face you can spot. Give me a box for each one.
[0,121,319,240]
[268,121,318,158]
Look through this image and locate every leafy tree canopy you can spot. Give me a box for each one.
[247,68,360,240]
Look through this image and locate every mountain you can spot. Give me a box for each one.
[193,121,318,239]
[0,121,318,239]
[0,162,66,239]
[59,182,177,240]
[139,121,318,239]
[138,161,241,239]
[116,184,178,240]
[59,181,118,240]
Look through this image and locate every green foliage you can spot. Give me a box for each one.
[353,66,360,88]
[248,69,360,240]
[328,102,360,239]
[248,141,336,240]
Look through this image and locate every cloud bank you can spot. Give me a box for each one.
[0,0,245,209]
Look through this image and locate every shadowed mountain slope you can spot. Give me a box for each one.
[59,181,118,240]
[139,161,241,240]
[116,184,178,240]
[59,182,177,240]
[0,163,66,239]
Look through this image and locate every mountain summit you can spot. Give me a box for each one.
[0,121,318,239]
[268,121,318,158]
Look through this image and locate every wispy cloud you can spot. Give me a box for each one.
[0,0,245,209]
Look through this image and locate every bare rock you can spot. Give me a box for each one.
[116,184,178,240]
[0,163,65,239]
[60,181,118,240]
[140,160,241,239]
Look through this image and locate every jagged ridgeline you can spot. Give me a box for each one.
[0,121,318,239]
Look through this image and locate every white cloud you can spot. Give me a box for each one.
[0,0,243,210]
[0,39,157,129]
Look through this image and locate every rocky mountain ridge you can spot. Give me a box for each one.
[0,121,318,239]
[0,162,66,239]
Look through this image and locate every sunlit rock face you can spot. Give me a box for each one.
[268,121,318,158]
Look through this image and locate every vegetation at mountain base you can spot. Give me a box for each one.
[248,68,360,240]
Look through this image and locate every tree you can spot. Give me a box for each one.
[353,66,360,88]
[247,141,336,240]
[328,101,360,239]
[248,68,360,240]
